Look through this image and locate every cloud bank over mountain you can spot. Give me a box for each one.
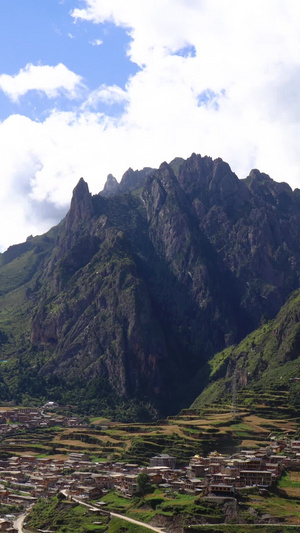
[1,0,300,251]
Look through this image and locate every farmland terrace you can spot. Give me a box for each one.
[0,402,297,531]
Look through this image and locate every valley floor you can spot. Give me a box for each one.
[0,399,298,532]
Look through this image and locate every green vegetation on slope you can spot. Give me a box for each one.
[192,288,300,412]
[186,524,299,533]
[106,518,151,532]
[25,495,108,532]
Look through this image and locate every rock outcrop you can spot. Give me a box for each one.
[1,152,300,415]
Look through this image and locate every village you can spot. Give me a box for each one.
[0,405,298,531]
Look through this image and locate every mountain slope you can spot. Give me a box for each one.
[1,152,300,416]
[192,287,300,412]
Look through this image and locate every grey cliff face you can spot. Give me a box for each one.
[2,152,300,414]
[101,174,119,197]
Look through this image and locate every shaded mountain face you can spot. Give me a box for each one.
[191,287,300,412]
[1,152,300,415]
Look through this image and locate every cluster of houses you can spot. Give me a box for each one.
[0,407,85,433]
[0,406,299,530]
[114,438,300,498]
[0,437,298,514]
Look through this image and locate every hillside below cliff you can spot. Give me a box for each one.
[1,152,300,418]
[192,287,300,414]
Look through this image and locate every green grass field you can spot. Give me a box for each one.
[26,496,108,532]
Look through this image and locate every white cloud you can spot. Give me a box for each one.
[83,84,128,108]
[0,63,84,102]
[69,0,300,187]
[90,38,103,46]
[3,1,300,251]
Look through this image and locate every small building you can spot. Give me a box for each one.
[209,483,235,496]
[43,401,59,409]
[239,470,272,487]
[149,454,176,469]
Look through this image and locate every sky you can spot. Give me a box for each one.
[1,1,300,251]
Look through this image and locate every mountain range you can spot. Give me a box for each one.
[1,152,300,418]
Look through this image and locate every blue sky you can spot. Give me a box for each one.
[0,0,135,85]
[1,0,300,251]
[0,0,138,121]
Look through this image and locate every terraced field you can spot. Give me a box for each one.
[0,392,298,464]
[3,395,300,533]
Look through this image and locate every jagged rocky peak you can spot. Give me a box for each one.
[248,168,272,181]
[245,169,274,192]
[65,177,94,229]
[208,157,240,195]
[120,167,136,187]
[169,157,185,177]
[101,173,120,197]
[248,168,293,194]
[245,168,295,211]
[171,153,248,216]
[245,168,287,192]
[5,150,300,417]
[211,157,236,181]
[74,176,90,196]
[156,160,178,189]
[175,152,218,194]
[100,166,155,197]
[119,166,155,193]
